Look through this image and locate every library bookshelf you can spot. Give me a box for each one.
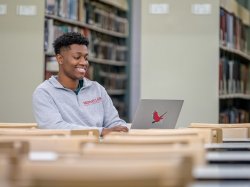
[219,0,250,123]
[44,0,130,120]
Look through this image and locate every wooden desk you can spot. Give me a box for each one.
[103,134,204,145]
[189,123,250,128]
[189,123,250,139]
[110,128,223,143]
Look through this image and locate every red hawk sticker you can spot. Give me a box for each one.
[152,111,167,124]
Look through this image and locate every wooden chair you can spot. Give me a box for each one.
[0,137,98,186]
[16,155,193,187]
[0,140,30,186]
[0,140,29,155]
[82,143,205,167]
[91,135,206,166]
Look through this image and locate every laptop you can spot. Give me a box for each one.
[131,99,184,129]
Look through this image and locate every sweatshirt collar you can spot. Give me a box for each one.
[49,76,93,89]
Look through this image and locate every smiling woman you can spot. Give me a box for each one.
[32,32,129,136]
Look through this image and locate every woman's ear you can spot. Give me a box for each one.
[56,54,63,65]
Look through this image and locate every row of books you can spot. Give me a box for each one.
[220,7,247,52]
[91,64,127,90]
[219,55,250,95]
[99,72,126,90]
[85,28,127,61]
[219,107,250,123]
[45,19,127,62]
[45,0,128,34]
[46,0,78,20]
[44,19,78,53]
[92,39,127,61]
[85,2,128,34]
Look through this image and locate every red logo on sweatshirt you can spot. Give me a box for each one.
[83,97,102,106]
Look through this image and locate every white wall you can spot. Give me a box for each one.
[0,0,44,122]
[140,0,219,128]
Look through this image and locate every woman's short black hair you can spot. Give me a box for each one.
[53,32,89,55]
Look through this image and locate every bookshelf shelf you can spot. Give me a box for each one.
[89,57,126,66]
[45,14,128,38]
[99,71,127,79]
[98,0,128,11]
[45,52,54,56]
[219,93,250,100]
[107,89,126,95]
[220,45,250,61]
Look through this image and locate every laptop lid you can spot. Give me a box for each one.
[131,99,183,129]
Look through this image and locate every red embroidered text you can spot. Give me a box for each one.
[83,97,102,106]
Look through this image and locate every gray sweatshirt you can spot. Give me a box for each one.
[32,76,127,134]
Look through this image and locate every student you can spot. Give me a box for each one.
[32,32,129,136]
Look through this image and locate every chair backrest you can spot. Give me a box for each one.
[82,142,205,167]
[0,140,30,183]
[0,123,37,129]
[0,129,99,138]
[0,141,29,155]
[17,155,193,187]
[0,136,98,153]
[93,135,205,166]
